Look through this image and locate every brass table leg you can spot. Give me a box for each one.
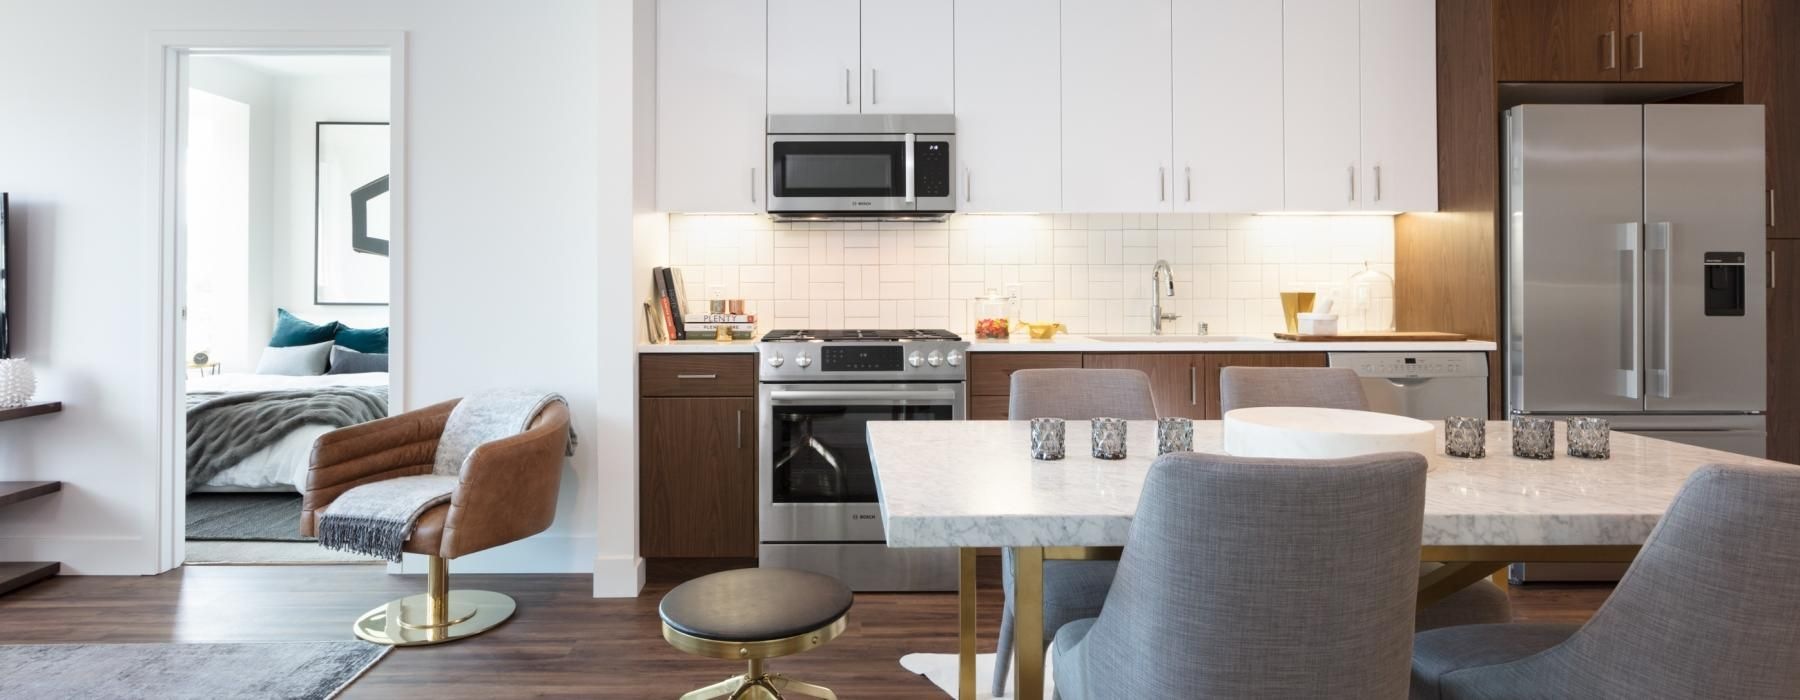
[1490,567,1511,594]
[1013,546,1046,700]
[957,548,977,700]
[1417,561,1510,609]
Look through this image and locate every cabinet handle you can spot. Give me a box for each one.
[1631,32,1645,70]
[736,409,744,449]
[964,167,971,203]
[1374,164,1383,202]
[1159,166,1167,202]
[871,68,878,105]
[677,373,718,380]
[1772,188,1778,229]
[844,68,852,104]
[1604,31,1617,70]
[751,167,757,203]
[1771,249,1778,289]
[1348,165,1357,202]
[1189,366,1198,406]
[1185,165,1193,202]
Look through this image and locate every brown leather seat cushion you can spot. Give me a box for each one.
[659,568,853,642]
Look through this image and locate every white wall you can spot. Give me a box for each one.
[665,213,1397,336]
[0,0,637,586]
[270,62,390,330]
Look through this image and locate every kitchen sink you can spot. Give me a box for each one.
[1088,335,1259,343]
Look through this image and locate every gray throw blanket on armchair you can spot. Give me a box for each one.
[315,389,572,561]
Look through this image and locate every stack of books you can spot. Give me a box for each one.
[645,266,757,342]
[684,313,757,340]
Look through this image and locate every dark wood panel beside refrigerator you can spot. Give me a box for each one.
[1769,240,1800,462]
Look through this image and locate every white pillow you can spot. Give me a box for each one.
[254,340,335,376]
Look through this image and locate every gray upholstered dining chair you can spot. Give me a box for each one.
[1411,464,1800,700]
[1218,365,1513,632]
[1052,451,1429,699]
[992,368,1156,696]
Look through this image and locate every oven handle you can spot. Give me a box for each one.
[770,388,958,403]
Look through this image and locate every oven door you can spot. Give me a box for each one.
[759,382,964,543]
[765,134,955,213]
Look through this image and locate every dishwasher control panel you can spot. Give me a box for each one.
[1328,352,1488,379]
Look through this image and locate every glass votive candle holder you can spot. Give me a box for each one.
[1567,417,1610,459]
[1029,418,1066,460]
[1511,417,1556,460]
[1157,417,1194,455]
[1091,417,1128,460]
[1444,416,1486,458]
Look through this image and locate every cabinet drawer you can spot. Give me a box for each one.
[640,354,757,397]
[968,352,1084,396]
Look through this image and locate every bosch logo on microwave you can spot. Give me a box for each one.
[852,201,873,206]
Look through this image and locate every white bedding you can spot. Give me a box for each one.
[191,372,390,492]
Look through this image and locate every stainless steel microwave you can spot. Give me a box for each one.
[765,114,955,221]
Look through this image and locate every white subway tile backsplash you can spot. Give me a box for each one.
[662,213,1396,334]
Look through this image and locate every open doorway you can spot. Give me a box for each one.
[178,52,394,565]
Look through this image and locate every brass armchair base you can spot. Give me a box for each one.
[681,660,837,700]
[353,556,516,647]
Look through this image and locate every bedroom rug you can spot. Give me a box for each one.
[0,641,389,699]
[186,493,308,541]
[185,541,381,565]
[898,651,1058,699]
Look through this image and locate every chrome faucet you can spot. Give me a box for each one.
[1151,259,1179,334]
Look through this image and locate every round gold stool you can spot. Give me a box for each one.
[659,568,854,700]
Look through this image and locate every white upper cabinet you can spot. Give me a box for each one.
[1283,0,1364,211]
[657,0,767,213]
[1061,0,1174,213]
[768,0,861,114]
[954,0,1060,212]
[1173,0,1285,212]
[862,0,954,114]
[1359,0,1438,212]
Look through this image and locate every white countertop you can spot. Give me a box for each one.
[868,419,1791,549]
[963,334,1497,353]
[638,335,1497,354]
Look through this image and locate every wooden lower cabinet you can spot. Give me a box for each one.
[1769,240,1800,462]
[966,352,1083,419]
[1081,353,1205,419]
[1199,352,1329,419]
[639,397,758,558]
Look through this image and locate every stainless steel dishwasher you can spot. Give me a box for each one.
[1327,352,1489,420]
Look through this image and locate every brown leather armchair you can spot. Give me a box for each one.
[301,397,571,646]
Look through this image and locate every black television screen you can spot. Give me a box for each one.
[1,192,9,358]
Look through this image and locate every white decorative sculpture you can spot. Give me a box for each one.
[0,358,37,408]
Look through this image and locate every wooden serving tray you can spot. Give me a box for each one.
[1273,331,1470,342]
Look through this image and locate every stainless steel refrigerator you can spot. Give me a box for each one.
[1505,104,1767,582]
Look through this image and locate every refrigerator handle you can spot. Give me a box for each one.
[1620,223,1643,400]
[1649,222,1674,399]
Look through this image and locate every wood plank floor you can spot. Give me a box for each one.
[0,559,1612,698]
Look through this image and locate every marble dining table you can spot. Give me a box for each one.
[867,418,1794,700]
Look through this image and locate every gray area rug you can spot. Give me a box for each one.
[187,493,307,541]
[0,641,389,699]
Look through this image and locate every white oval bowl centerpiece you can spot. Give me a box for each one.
[1223,406,1435,460]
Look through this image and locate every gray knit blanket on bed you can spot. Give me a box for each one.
[315,390,570,562]
[185,386,388,493]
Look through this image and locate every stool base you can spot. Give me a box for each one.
[682,659,836,700]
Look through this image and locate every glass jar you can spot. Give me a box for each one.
[970,288,1018,340]
[1346,262,1395,332]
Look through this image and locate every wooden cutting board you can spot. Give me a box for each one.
[1273,331,1469,342]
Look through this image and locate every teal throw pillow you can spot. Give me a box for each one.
[335,323,389,354]
[269,309,340,347]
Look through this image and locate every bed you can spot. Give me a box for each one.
[187,372,389,492]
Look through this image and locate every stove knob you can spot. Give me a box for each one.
[946,350,964,367]
[908,351,925,368]
[766,352,784,368]
[795,351,813,368]
[927,351,944,367]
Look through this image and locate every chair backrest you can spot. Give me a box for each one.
[1071,451,1427,698]
[1008,368,1157,420]
[1217,366,1369,414]
[1465,464,1800,697]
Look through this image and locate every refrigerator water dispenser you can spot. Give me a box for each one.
[1704,252,1746,316]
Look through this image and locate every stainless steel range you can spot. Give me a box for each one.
[757,329,964,591]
